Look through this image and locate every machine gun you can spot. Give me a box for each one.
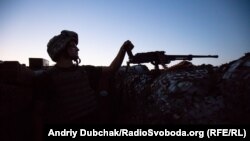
[126,50,218,70]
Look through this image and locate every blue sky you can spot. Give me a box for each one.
[1,0,249,69]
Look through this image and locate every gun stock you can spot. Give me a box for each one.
[127,50,134,60]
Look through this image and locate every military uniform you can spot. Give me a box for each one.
[34,65,102,124]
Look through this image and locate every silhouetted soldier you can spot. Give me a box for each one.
[33,30,133,140]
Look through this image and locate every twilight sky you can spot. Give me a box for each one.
[1,0,249,69]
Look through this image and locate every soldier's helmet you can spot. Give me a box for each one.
[47,30,78,62]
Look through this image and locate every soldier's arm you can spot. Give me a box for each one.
[102,40,134,76]
[99,40,133,91]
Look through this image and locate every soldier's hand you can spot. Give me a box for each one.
[122,40,134,51]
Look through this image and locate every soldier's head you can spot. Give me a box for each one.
[47,30,81,65]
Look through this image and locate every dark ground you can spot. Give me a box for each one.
[0,52,249,140]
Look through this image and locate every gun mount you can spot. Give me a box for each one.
[126,50,218,70]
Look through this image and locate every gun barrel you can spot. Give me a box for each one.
[191,55,218,58]
[166,55,218,61]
